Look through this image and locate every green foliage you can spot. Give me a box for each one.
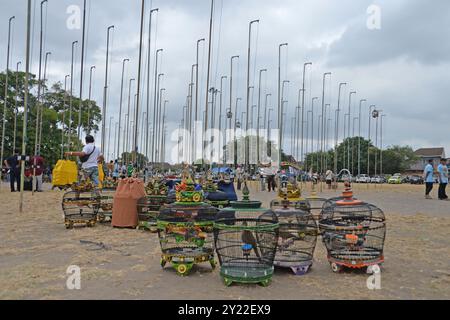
[0,71,102,167]
[305,137,418,175]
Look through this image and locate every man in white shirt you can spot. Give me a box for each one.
[65,135,104,187]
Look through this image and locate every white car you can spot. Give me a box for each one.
[356,174,370,183]
[370,176,382,184]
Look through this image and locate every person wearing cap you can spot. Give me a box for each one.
[65,135,104,187]
[437,158,448,200]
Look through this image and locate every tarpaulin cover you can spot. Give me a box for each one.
[217,181,238,201]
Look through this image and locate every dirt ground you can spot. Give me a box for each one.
[0,182,449,300]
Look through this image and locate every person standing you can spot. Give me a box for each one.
[325,169,333,190]
[423,159,435,199]
[437,158,448,200]
[31,152,45,192]
[65,135,104,188]
[4,149,21,192]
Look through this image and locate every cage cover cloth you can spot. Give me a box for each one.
[112,178,146,228]
[52,160,78,187]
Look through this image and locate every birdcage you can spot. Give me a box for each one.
[319,183,386,272]
[203,178,230,209]
[137,179,169,231]
[62,189,99,229]
[157,177,217,276]
[96,188,115,223]
[214,183,279,286]
[270,199,318,275]
[305,194,328,221]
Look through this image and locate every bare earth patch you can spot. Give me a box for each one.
[0,183,449,299]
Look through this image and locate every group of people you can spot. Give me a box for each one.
[3,149,45,192]
[424,158,448,200]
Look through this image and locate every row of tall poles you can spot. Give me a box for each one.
[2,0,389,201]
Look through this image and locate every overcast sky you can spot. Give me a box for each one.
[1,0,449,162]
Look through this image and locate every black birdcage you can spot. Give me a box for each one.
[137,179,169,231]
[305,194,328,221]
[62,189,99,229]
[214,183,279,286]
[271,200,318,275]
[319,184,386,272]
[96,188,115,223]
[157,177,217,276]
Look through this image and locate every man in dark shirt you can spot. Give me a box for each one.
[4,149,20,192]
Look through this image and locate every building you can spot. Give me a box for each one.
[408,147,446,174]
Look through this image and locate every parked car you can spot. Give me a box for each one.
[356,174,370,183]
[370,176,383,184]
[409,175,424,185]
[388,173,403,184]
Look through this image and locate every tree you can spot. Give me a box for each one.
[0,71,102,167]
[381,145,418,174]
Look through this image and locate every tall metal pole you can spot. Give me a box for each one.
[156,88,165,162]
[310,97,318,171]
[229,55,239,165]
[87,66,96,133]
[13,61,21,151]
[245,19,259,171]
[38,51,51,152]
[320,72,331,174]
[295,89,303,161]
[61,75,70,158]
[367,105,375,177]
[234,97,242,167]
[132,0,146,165]
[32,2,45,195]
[257,68,266,165]
[278,43,288,166]
[117,59,128,160]
[102,25,114,153]
[160,100,168,163]
[334,83,346,175]
[219,76,227,165]
[68,40,78,151]
[155,74,164,159]
[146,8,159,159]
[300,62,312,165]
[114,122,118,161]
[124,78,135,160]
[152,49,163,163]
[263,93,271,133]
[77,0,87,140]
[20,0,31,212]
[380,114,386,178]
[203,0,215,169]
[357,99,366,176]
[107,116,113,161]
[347,91,356,170]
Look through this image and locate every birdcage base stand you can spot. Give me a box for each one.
[137,212,158,232]
[274,260,312,275]
[64,216,97,229]
[137,220,158,232]
[328,253,384,273]
[97,212,112,223]
[220,265,274,287]
[206,200,229,209]
[160,249,215,276]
